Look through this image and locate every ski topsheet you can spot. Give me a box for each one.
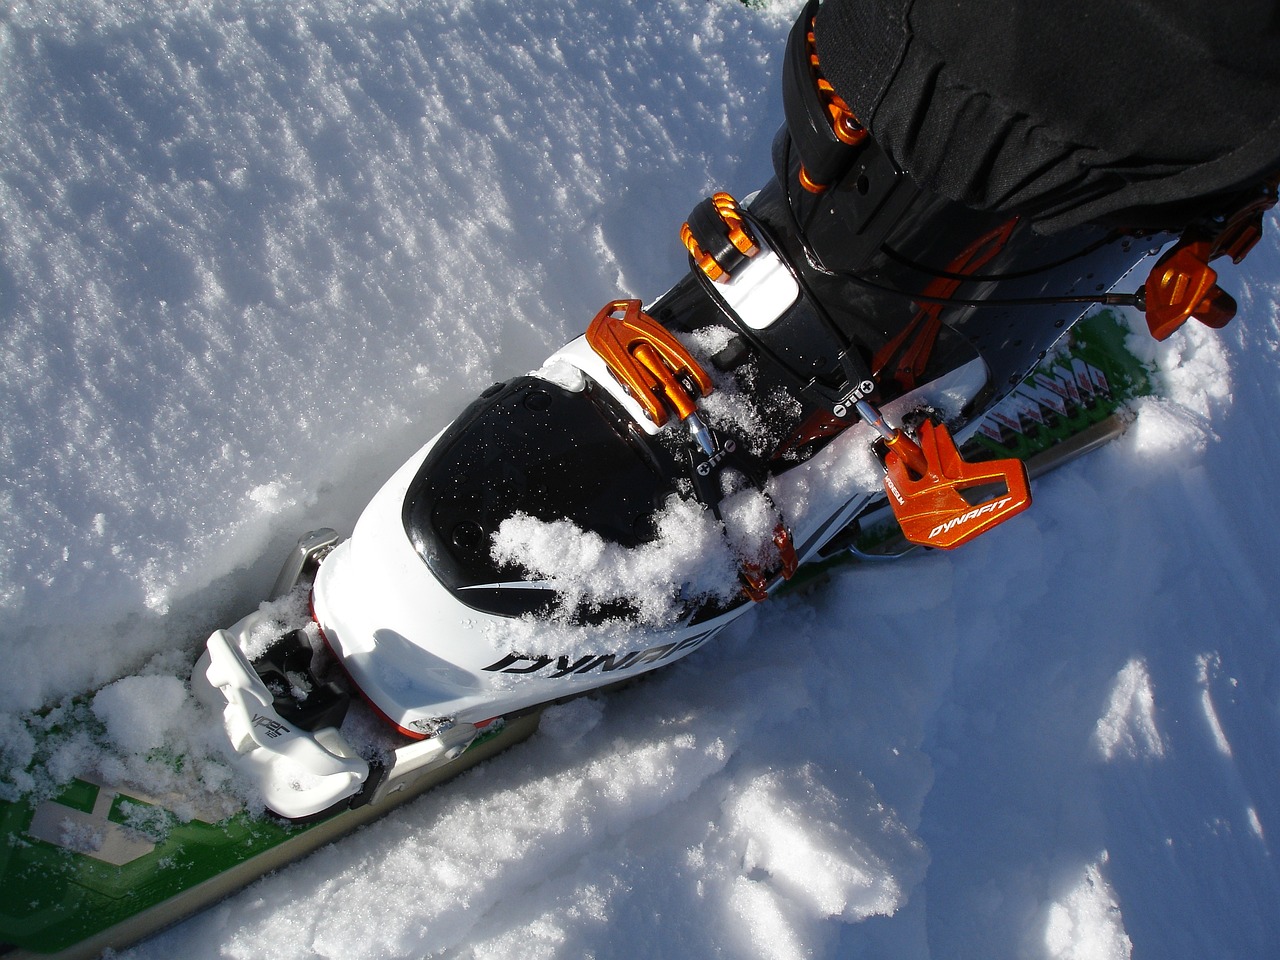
[0,307,1155,960]
[0,709,541,960]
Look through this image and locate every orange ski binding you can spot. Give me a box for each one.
[881,418,1032,550]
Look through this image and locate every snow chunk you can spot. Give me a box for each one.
[248,480,297,515]
[1131,319,1232,419]
[91,674,190,755]
[725,768,907,922]
[1043,853,1132,960]
[1119,309,1231,466]
[728,879,809,960]
[1125,395,1216,460]
[237,587,314,661]
[0,713,38,800]
[531,358,586,392]
[57,817,106,856]
[1094,658,1165,761]
[1196,652,1234,757]
[490,491,769,627]
[683,324,804,457]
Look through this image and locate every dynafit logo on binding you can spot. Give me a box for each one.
[929,496,1013,540]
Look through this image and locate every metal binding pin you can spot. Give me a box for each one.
[685,410,715,457]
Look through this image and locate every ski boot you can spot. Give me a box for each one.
[194,0,1275,819]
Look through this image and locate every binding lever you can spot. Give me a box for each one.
[586,299,716,454]
[1140,175,1278,340]
[856,401,1032,550]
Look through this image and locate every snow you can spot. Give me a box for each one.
[1092,658,1165,762]
[1,0,1279,958]
[489,490,774,631]
[91,674,190,755]
[1042,853,1132,960]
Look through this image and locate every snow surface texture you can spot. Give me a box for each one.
[2,0,1279,957]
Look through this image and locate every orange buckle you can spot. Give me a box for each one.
[585,299,713,427]
[883,420,1031,550]
[773,524,799,580]
[1142,176,1278,340]
[681,193,758,283]
[740,524,799,602]
[1143,240,1236,340]
[739,566,769,603]
[711,193,758,260]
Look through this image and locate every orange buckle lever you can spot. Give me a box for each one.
[1142,175,1278,341]
[883,420,1032,550]
[585,299,713,427]
[1143,239,1237,340]
[740,524,799,602]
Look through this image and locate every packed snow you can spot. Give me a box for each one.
[2,0,1279,958]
